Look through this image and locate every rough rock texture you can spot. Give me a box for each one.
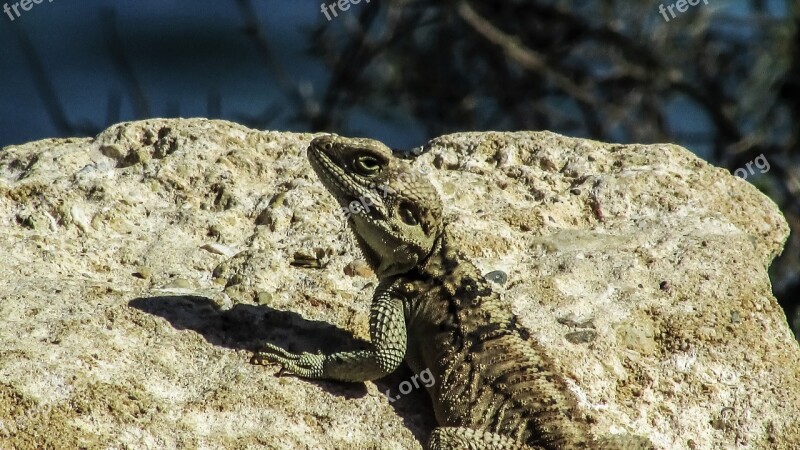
[0,118,796,450]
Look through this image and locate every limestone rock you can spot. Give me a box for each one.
[0,119,796,449]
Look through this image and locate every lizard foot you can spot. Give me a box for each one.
[251,343,325,378]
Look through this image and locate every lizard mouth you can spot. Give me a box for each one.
[307,142,355,200]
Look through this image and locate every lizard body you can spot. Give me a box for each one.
[254,135,653,449]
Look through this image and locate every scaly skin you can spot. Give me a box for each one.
[253,135,653,450]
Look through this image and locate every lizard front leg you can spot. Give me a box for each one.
[428,427,541,450]
[253,285,407,382]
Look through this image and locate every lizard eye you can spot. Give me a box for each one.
[353,155,382,176]
[398,202,419,226]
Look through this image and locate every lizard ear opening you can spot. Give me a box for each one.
[398,201,419,226]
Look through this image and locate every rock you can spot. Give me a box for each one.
[0,119,796,449]
[344,260,374,278]
[483,269,508,285]
[132,266,152,280]
[200,243,237,258]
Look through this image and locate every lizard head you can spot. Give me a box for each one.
[308,135,443,278]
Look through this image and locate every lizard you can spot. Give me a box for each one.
[252,134,654,450]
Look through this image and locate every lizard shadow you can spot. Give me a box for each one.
[128,295,436,444]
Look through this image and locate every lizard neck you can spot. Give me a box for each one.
[413,225,449,279]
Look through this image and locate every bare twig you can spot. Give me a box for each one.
[456,2,596,105]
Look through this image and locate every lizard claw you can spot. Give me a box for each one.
[251,343,325,378]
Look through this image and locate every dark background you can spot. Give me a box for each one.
[1,0,798,336]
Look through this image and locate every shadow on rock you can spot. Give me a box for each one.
[128,295,436,441]
[128,295,370,354]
